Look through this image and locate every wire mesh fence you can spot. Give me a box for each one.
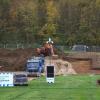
[0,43,100,53]
[0,43,41,49]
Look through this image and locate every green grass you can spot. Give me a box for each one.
[0,75,100,100]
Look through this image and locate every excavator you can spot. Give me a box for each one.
[36,43,54,57]
[26,38,56,77]
[36,38,54,57]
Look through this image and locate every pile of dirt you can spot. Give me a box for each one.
[45,57,77,75]
[0,48,35,71]
[0,48,100,74]
[0,47,58,72]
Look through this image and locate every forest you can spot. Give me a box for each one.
[0,0,100,46]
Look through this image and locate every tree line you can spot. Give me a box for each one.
[0,0,100,46]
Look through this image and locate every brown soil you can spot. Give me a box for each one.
[0,48,35,71]
[69,60,91,74]
[0,48,100,74]
[45,58,77,75]
[62,52,100,74]
[67,60,100,74]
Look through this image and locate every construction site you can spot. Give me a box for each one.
[0,0,100,99]
[0,43,100,75]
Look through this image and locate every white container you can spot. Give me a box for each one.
[0,72,14,87]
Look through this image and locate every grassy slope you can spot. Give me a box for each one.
[0,75,100,100]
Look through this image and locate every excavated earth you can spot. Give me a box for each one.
[0,48,36,71]
[45,57,77,75]
[62,52,100,74]
[0,48,100,75]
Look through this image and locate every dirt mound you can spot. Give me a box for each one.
[0,48,34,71]
[0,48,100,74]
[0,47,57,72]
[45,57,77,75]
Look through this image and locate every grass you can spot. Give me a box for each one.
[0,75,100,100]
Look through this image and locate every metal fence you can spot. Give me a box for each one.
[55,45,100,53]
[0,43,41,49]
[0,43,100,52]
